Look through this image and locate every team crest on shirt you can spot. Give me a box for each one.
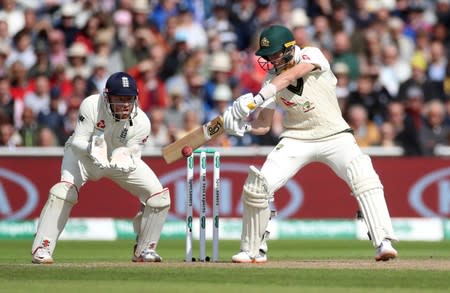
[119,127,128,143]
[96,120,106,129]
[300,100,315,113]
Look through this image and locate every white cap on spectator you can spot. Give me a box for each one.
[213,84,232,102]
[68,42,88,57]
[61,2,79,17]
[333,62,349,75]
[132,0,151,14]
[290,8,310,28]
[93,57,108,68]
[210,51,231,72]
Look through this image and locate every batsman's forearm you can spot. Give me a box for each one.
[270,63,316,90]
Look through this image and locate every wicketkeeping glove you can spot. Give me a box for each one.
[224,107,252,137]
[110,146,136,173]
[88,133,110,169]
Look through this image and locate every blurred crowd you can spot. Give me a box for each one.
[0,0,449,156]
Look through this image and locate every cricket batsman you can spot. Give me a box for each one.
[31,72,170,264]
[223,25,398,263]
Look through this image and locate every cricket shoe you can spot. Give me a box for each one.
[132,245,163,262]
[32,242,53,264]
[375,239,398,262]
[231,250,267,263]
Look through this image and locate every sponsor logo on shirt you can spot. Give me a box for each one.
[280,97,296,107]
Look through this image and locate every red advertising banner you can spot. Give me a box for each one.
[0,156,449,220]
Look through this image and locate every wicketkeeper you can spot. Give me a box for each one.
[31,72,170,264]
[223,25,398,263]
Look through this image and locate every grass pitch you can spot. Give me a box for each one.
[1,239,449,293]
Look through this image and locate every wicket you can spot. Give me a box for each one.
[185,149,220,262]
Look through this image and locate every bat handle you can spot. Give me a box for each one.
[247,102,257,110]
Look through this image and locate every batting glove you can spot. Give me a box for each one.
[230,93,258,120]
[88,134,110,169]
[224,107,252,137]
[110,147,136,173]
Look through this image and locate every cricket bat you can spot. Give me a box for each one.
[162,115,225,164]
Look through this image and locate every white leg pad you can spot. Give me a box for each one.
[240,166,272,258]
[135,188,170,256]
[347,155,398,247]
[32,182,78,255]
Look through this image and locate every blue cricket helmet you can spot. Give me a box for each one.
[104,72,138,96]
[103,72,139,122]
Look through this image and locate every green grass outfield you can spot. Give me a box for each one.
[1,239,449,293]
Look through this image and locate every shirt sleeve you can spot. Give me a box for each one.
[70,98,96,156]
[126,111,151,160]
[299,47,330,72]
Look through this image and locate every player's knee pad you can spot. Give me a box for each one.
[48,182,78,204]
[145,188,170,209]
[243,166,271,209]
[346,154,383,196]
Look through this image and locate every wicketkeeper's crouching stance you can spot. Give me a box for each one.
[223,25,398,263]
[31,72,170,264]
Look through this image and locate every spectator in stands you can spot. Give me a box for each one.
[386,17,414,62]
[120,27,153,71]
[346,72,391,125]
[173,109,200,141]
[205,83,232,122]
[74,13,102,54]
[0,43,10,77]
[164,83,188,131]
[333,62,351,112]
[86,57,109,95]
[310,14,334,52]
[128,58,169,113]
[419,99,450,155]
[204,51,232,112]
[427,40,447,100]
[378,44,411,98]
[47,29,67,68]
[24,74,51,116]
[175,3,208,51]
[204,0,237,51]
[386,101,421,156]
[332,31,360,82]
[346,104,381,147]
[0,75,14,124]
[378,121,398,148]
[147,107,170,148]
[54,2,79,48]
[37,126,58,147]
[28,40,52,79]
[0,0,25,38]
[37,93,65,146]
[0,121,21,147]
[397,54,437,102]
[62,98,80,143]
[19,106,39,146]
[5,28,36,70]
[65,42,91,79]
